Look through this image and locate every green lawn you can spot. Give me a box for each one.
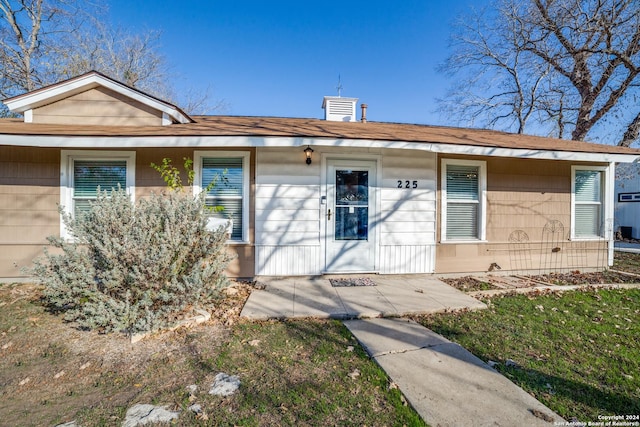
[414,288,640,420]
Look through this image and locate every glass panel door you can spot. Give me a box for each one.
[325,160,377,273]
[335,170,369,240]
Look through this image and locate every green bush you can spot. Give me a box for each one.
[33,187,232,334]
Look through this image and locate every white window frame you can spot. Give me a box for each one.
[571,165,611,240]
[441,159,487,242]
[60,150,136,240]
[193,151,250,244]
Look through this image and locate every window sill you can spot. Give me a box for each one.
[226,240,251,245]
[570,236,606,241]
[440,239,488,244]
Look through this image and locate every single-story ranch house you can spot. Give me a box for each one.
[1,71,639,280]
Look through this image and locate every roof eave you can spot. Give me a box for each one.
[426,141,640,163]
[0,133,638,163]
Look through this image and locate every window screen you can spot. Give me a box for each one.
[446,165,480,239]
[73,160,127,216]
[202,157,244,240]
[574,170,602,237]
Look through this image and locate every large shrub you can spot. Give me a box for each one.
[33,187,232,334]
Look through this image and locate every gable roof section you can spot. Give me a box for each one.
[0,115,639,162]
[3,70,193,125]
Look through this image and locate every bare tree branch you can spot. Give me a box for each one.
[1,0,223,116]
[440,0,640,146]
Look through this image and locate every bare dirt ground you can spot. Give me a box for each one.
[443,270,640,293]
[0,281,252,426]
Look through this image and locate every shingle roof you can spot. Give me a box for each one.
[0,115,639,156]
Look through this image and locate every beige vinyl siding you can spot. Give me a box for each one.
[486,158,570,242]
[135,148,196,198]
[0,146,256,279]
[436,156,609,274]
[0,146,60,277]
[32,87,163,126]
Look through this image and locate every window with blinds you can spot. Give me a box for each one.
[202,157,244,241]
[445,164,480,239]
[73,160,127,217]
[574,169,603,238]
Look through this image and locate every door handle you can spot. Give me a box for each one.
[327,209,332,220]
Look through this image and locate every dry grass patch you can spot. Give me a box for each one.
[0,282,423,426]
[0,282,235,426]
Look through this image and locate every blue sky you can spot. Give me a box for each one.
[108,0,486,124]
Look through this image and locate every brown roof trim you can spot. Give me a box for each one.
[0,115,638,156]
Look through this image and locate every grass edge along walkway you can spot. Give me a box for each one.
[412,287,640,421]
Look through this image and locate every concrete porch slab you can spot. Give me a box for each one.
[240,274,487,320]
[377,284,449,315]
[239,279,295,319]
[291,279,345,318]
[333,285,396,317]
[422,284,487,311]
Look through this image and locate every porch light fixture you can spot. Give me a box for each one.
[304,145,314,165]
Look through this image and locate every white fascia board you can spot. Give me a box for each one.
[4,74,191,124]
[4,79,94,112]
[426,142,640,163]
[0,134,638,163]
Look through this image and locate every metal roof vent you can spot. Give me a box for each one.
[322,96,358,122]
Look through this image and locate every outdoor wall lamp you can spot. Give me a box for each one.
[304,145,314,165]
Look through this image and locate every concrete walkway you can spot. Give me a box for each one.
[344,318,563,426]
[240,275,563,426]
[240,274,487,319]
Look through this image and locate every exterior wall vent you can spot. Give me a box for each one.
[322,96,358,122]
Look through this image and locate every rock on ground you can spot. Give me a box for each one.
[188,403,203,414]
[122,403,180,427]
[209,372,241,396]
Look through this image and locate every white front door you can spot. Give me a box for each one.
[325,160,377,272]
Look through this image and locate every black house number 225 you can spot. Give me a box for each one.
[397,180,418,189]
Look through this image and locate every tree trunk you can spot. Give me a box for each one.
[620,112,640,147]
